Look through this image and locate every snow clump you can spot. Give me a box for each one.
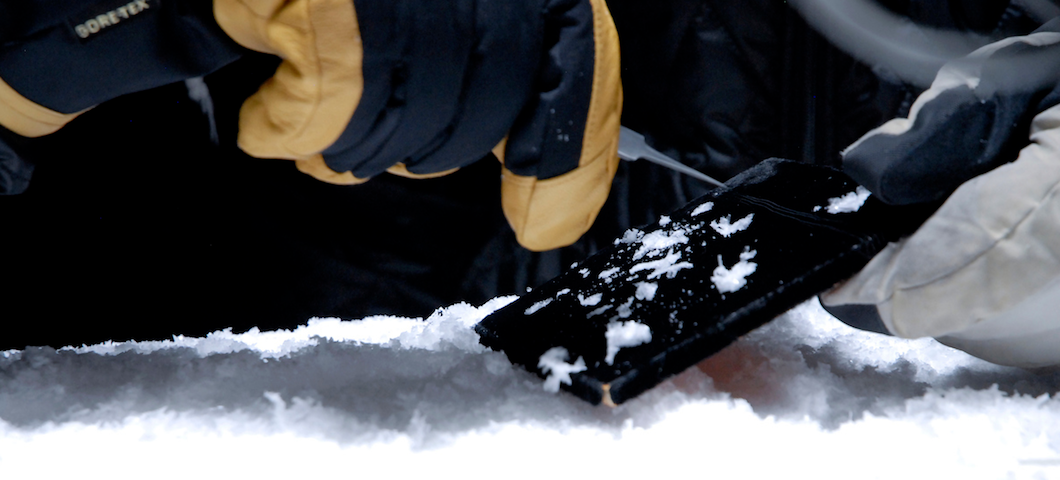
[691,201,715,216]
[604,321,653,365]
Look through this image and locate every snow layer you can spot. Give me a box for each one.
[2,298,1060,479]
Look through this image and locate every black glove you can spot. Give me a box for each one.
[214,0,623,251]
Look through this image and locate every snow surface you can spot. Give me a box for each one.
[2,298,1060,479]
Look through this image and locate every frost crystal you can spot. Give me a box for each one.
[710,214,754,237]
[816,186,871,214]
[588,304,613,318]
[630,252,694,280]
[578,293,603,306]
[604,321,653,365]
[537,347,587,393]
[711,249,758,294]
[691,201,715,216]
[524,298,553,315]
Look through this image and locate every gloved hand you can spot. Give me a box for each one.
[820,19,1060,368]
[213,0,623,251]
[0,0,244,193]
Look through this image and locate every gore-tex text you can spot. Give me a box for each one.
[73,0,153,39]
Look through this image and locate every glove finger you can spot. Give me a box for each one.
[320,0,477,178]
[394,0,543,174]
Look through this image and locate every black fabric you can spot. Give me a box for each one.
[821,303,892,335]
[0,0,243,113]
[0,127,34,195]
[843,19,1060,205]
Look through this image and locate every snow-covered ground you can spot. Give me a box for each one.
[2,297,1058,479]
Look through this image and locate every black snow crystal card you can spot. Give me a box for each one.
[475,159,936,406]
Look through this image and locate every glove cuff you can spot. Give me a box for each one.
[0,76,85,138]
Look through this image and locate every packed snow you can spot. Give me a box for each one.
[2,298,1059,479]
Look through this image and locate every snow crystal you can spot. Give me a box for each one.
[711,248,758,294]
[659,216,672,226]
[588,304,614,318]
[691,201,715,216]
[633,229,690,260]
[578,293,603,307]
[635,282,658,302]
[815,186,872,214]
[604,321,653,365]
[525,298,553,315]
[710,214,754,237]
[537,347,587,393]
[629,252,694,280]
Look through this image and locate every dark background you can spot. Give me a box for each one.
[1,0,1039,349]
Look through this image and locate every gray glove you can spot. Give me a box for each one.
[821,23,1060,368]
